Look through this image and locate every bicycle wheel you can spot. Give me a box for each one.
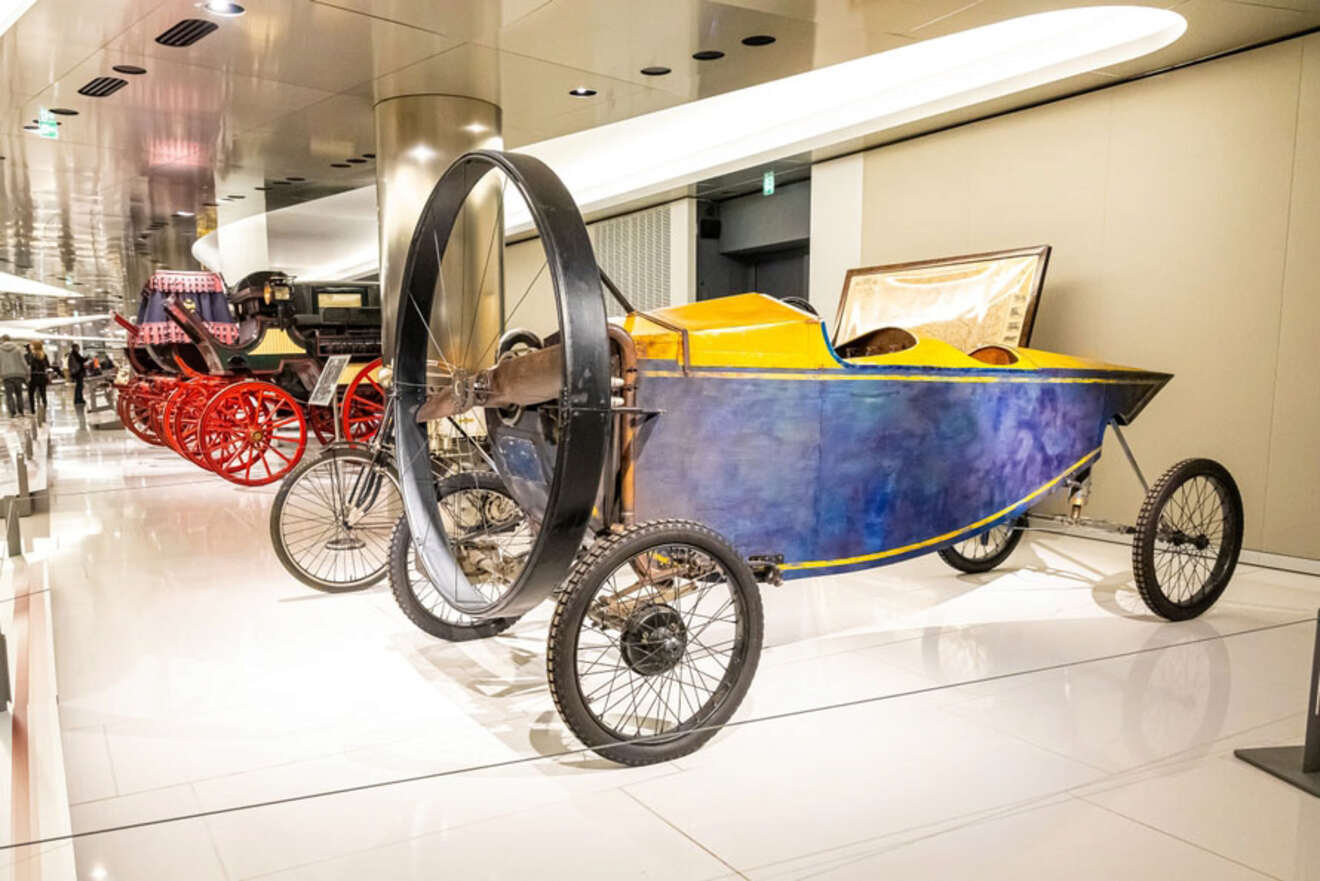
[270,445,403,592]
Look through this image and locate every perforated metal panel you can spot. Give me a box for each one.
[589,205,671,317]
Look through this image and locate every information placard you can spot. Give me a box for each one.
[308,354,352,407]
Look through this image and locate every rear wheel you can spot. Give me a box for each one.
[198,381,307,486]
[1133,458,1243,620]
[388,471,529,641]
[341,358,386,443]
[547,520,763,766]
[938,518,1025,573]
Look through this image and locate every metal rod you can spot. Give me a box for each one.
[1109,418,1148,493]
[1305,608,1320,773]
[598,269,636,315]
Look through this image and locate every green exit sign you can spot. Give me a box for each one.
[762,169,775,196]
[37,107,57,140]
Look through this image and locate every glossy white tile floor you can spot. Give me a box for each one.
[20,398,1320,880]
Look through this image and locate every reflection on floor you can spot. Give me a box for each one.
[23,400,1320,880]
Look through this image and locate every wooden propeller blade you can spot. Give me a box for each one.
[416,344,563,422]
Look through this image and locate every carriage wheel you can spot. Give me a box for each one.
[938,517,1026,573]
[341,358,385,443]
[547,520,764,765]
[307,404,337,445]
[146,381,175,442]
[159,383,192,455]
[198,381,308,486]
[1133,459,1243,621]
[174,380,228,470]
[270,445,402,591]
[123,383,164,446]
[388,471,529,640]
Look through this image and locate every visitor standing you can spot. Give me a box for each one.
[28,341,51,418]
[0,335,28,417]
[67,343,87,406]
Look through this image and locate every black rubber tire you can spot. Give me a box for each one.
[937,517,1026,573]
[1133,458,1243,621]
[547,519,764,766]
[269,445,401,592]
[388,471,523,641]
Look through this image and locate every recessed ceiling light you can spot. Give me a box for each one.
[329,162,350,168]
[285,176,305,182]
[254,185,271,190]
[741,35,775,46]
[692,50,724,61]
[271,180,291,186]
[345,157,366,163]
[50,107,78,115]
[462,123,487,134]
[22,124,37,131]
[202,201,218,206]
[200,0,245,16]
[361,153,375,159]
[502,7,1187,235]
[640,66,671,76]
[226,194,245,199]
[569,87,597,97]
[112,64,147,75]
[174,210,194,217]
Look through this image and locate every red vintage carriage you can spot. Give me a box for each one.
[116,270,385,486]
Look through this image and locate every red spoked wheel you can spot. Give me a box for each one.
[340,358,385,443]
[123,381,166,446]
[308,404,337,445]
[146,378,179,442]
[160,383,192,455]
[173,379,230,469]
[198,381,308,486]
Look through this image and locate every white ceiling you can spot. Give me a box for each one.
[1,0,1318,316]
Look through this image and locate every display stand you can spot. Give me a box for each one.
[1235,609,1320,796]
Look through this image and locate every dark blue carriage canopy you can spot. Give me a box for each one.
[135,270,237,346]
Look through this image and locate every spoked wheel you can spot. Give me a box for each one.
[146,381,176,442]
[270,445,403,592]
[123,383,165,446]
[307,404,337,445]
[392,149,610,622]
[938,516,1026,573]
[174,380,228,469]
[198,380,308,486]
[159,383,191,454]
[341,358,386,443]
[547,520,764,766]
[1133,458,1243,620]
[388,471,531,640]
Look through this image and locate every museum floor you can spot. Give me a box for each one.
[16,395,1320,880]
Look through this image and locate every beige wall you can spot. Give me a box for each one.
[504,197,696,337]
[837,34,1320,559]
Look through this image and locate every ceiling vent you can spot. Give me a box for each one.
[155,19,219,47]
[78,76,128,98]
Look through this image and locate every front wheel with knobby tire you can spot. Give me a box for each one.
[547,519,764,766]
[1132,458,1243,621]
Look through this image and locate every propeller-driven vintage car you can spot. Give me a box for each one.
[388,149,1243,765]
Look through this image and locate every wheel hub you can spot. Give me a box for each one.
[621,604,686,675]
[325,535,366,551]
